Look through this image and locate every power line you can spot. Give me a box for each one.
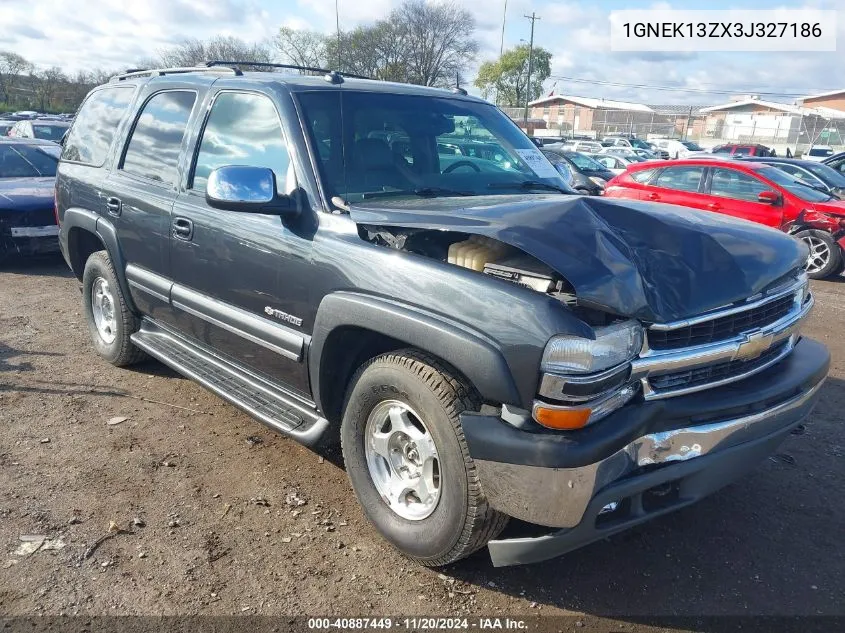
[548,75,837,98]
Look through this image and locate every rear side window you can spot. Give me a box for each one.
[121,91,196,185]
[631,168,656,183]
[710,168,769,202]
[191,92,290,193]
[653,166,704,192]
[62,87,134,166]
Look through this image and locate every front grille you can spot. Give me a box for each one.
[648,340,789,392]
[648,294,795,350]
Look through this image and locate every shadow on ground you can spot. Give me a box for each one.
[0,254,72,278]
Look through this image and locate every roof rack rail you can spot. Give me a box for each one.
[203,60,372,81]
[109,65,243,82]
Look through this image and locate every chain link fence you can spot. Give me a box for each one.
[500,105,845,156]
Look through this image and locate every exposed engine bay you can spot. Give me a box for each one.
[360,225,593,312]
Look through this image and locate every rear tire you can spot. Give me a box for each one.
[340,350,508,567]
[82,250,146,366]
[795,229,842,279]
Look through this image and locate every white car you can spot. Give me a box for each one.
[804,146,836,162]
[600,147,659,160]
[588,153,644,175]
[651,138,704,159]
[563,140,604,153]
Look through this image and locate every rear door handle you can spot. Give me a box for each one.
[106,197,122,216]
[707,203,722,210]
[646,193,660,200]
[172,217,194,241]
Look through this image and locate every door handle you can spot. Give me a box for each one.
[646,193,660,200]
[106,197,122,216]
[707,203,722,210]
[172,217,194,241]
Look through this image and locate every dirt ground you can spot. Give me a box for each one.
[0,255,843,630]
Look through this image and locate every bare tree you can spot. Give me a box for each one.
[34,67,67,111]
[156,36,273,70]
[274,27,328,69]
[279,1,477,86]
[396,1,477,87]
[0,51,34,104]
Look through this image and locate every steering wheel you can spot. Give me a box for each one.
[443,160,481,174]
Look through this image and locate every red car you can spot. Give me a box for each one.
[711,143,776,157]
[604,159,845,278]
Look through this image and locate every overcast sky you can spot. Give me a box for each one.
[1,0,843,104]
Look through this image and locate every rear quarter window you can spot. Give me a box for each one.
[631,168,657,183]
[61,86,135,166]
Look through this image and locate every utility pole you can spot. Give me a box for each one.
[494,0,508,105]
[523,12,540,123]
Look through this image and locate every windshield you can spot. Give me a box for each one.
[808,147,834,157]
[803,161,845,187]
[563,151,608,172]
[629,138,650,149]
[757,166,834,201]
[297,91,567,202]
[681,141,702,151]
[0,143,58,177]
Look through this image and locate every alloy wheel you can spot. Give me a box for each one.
[802,235,831,274]
[91,276,117,344]
[364,400,442,521]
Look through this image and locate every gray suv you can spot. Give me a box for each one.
[56,63,828,567]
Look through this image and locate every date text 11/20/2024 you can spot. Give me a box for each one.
[307,618,528,630]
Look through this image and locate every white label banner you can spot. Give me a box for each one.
[610,9,837,52]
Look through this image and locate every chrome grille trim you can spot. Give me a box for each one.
[648,274,807,332]
[632,284,812,401]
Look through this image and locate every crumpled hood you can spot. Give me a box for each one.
[350,194,805,323]
[0,177,55,213]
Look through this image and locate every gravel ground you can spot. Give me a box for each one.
[0,255,843,630]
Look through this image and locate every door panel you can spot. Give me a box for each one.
[168,90,313,396]
[643,165,709,210]
[105,89,198,317]
[707,167,783,227]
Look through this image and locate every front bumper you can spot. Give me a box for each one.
[461,337,829,566]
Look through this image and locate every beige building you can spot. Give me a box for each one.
[798,89,845,114]
[526,95,654,136]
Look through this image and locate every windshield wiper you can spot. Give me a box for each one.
[487,180,569,194]
[360,187,474,200]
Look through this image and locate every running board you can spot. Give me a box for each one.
[131,320,329,446]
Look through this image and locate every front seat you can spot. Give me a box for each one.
[351,138,410,191]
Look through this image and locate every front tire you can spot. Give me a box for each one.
[340,350,508,566]
[82,250,146,366]
[795,229,842,279]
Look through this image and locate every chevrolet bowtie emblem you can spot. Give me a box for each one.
[736,331,774,361]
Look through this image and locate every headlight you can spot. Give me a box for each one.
[542,320,644,374]
[589,176,607,187]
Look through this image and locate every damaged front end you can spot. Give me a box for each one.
[353,192,815,433]
[351,194,806,324]
[352,196,829,567]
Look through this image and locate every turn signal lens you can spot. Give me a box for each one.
[534,406,591,430]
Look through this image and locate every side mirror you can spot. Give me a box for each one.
[206,166,298,217]
[757,190,780,205]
